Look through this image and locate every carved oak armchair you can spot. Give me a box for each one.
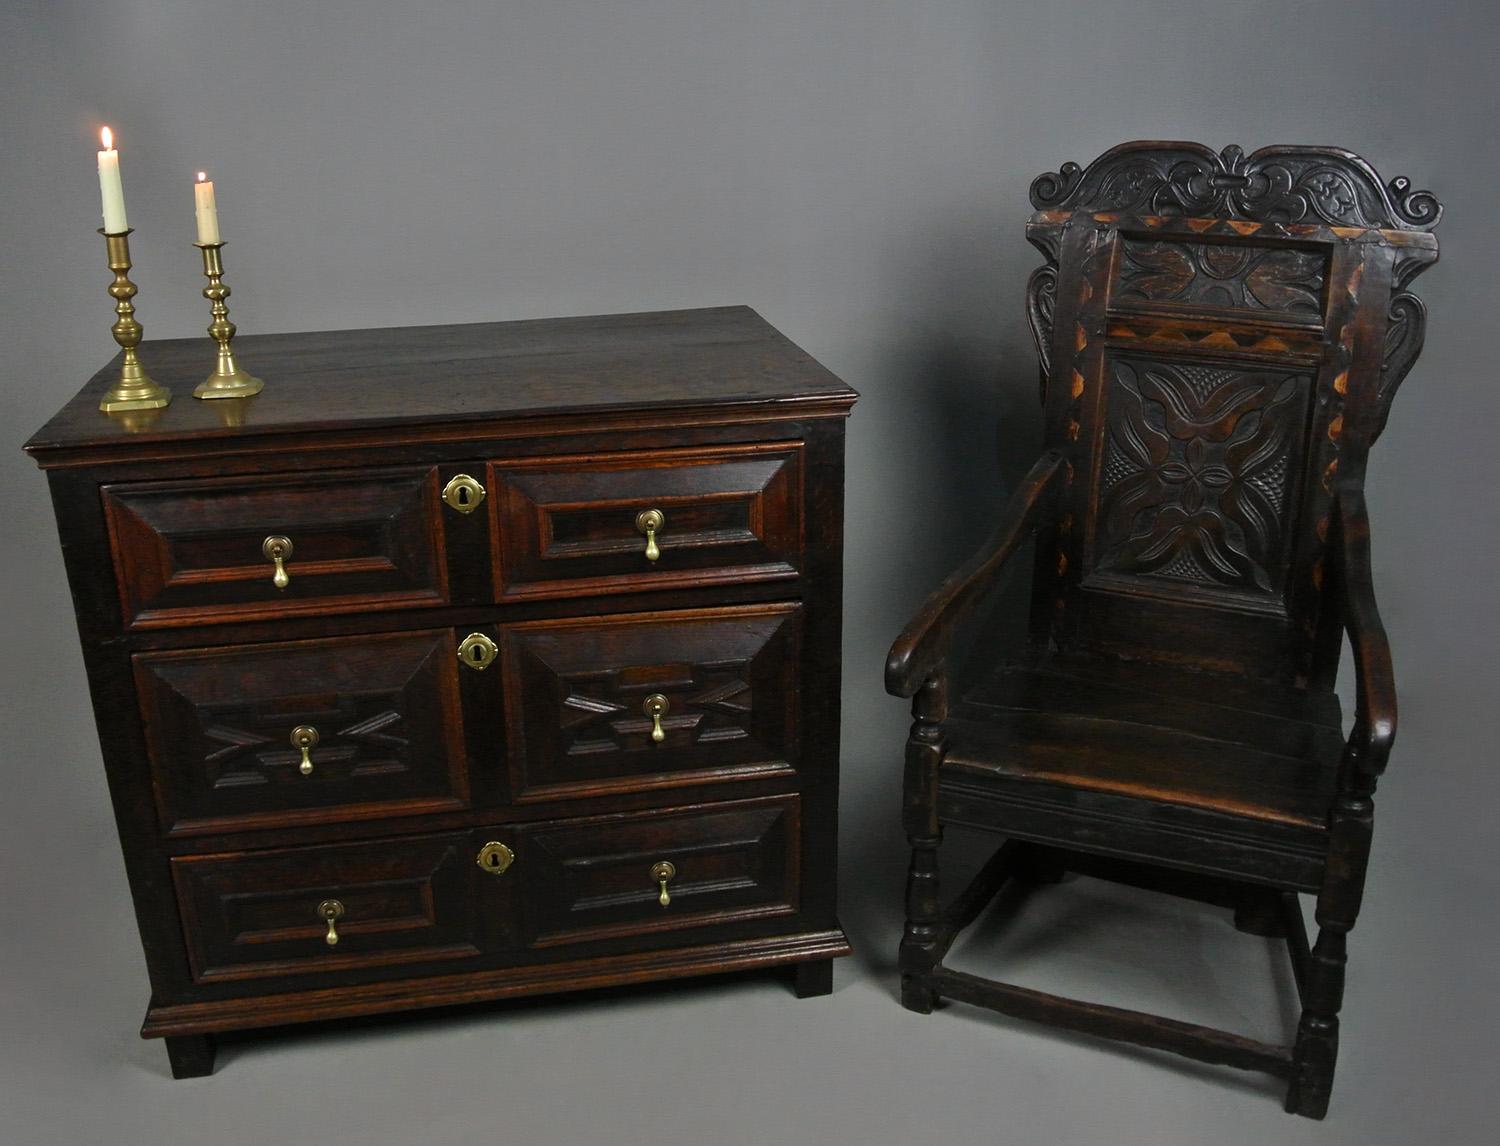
[885,141,1439,1117]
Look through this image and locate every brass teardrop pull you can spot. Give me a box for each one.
[317,899,344,946]
[635,508,664,562]
[262,535,293,589]
[650,861,676,907]
[642,694,669,744]
[290,725,319,775]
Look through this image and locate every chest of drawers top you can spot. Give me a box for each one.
[25,305,857,470]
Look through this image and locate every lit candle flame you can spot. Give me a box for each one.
[198,172,208,183]
[101,126,113,150]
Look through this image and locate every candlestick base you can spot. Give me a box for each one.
[100,364,173,412]
[98,229,172,413]
[193,241,263,400]
[194,362,264,401]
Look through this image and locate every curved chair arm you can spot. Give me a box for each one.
[885,452,1065,698]
[1334,484,1397,777]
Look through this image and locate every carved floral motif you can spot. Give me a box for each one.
[1117,239,1326,316]
[1099,359,1308,593]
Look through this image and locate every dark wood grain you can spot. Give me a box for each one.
[23,306,855,1077]
[518,795,799,947]
[931,967,1293,1077]
[133,629,469,835]
[886,141,1439,1118]
[171,831,488,983]
[24,307,855,463]
[103,465,450,628]
[490,441,804,601]
[141,929,853,1038]
[499,604,803,802]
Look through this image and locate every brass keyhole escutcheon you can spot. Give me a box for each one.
[457,632,498,670]
[635,508,664,562]
[317,899,344,946]
[290,725,320,775]
[262,535,293,589]
[442,473,486,514]
[476,841,515,875]
[643,694,669,744]
[650,861,676,907]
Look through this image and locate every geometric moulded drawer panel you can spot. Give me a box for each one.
[498,604,803,803]
[135,629,468,835]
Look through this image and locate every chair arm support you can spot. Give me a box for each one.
[884,451,1065,698]
[1334,484,1397,776]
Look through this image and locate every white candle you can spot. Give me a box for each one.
[97,127,128,233]
[194,172,221,244]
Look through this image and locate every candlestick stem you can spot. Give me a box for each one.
[97,229,171,413]
[193,242,263,399]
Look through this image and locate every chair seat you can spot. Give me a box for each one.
[938,656,1346,875]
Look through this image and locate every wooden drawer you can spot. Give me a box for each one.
[171,832,497,983]
[499,604,802,803]
[103,466,450,628]
[135,630,469,835]
[517,795,800,947]
[489,442,803,601]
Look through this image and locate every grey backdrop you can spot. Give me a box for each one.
[3,2,1497,1143]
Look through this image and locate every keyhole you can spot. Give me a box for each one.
[486,852,499,868]
[457,487,470,506]
[471,646,483,662]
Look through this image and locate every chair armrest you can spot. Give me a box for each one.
[884,451,1064,698]
[1333,484,1397,776]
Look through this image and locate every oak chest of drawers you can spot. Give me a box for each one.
[24,306,856,1077]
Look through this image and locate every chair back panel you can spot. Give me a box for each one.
[1023,142,1439,683]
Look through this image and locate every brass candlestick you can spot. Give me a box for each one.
[97,229,171,413]
[193,241,263,399]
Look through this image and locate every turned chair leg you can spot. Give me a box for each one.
[1287,785,1372,1118]
[1286,924,1347,1118]
[899,675,948,1015]
[899,830,943,1013]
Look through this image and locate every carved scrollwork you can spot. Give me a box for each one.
[1376,291,1427,443]
[1025,224,1065,406]
[1026,263,1057,404]
[1030,141,1442,231]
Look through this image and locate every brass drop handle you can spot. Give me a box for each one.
[262,535,293,589]
[317,899,344,946]
[635,508,664,562]
[290,725,320,775]
[650,861,676,907]
[643,694,669,744]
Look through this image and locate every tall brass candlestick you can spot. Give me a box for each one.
[97,229,171,413]
[193,241,263,399]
